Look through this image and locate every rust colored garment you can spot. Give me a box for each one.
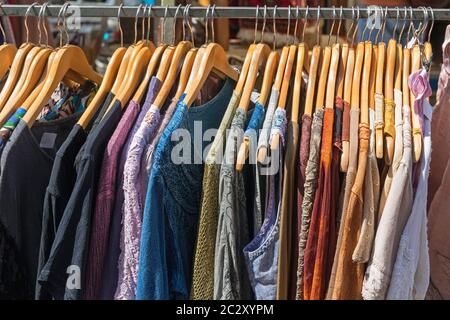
[303,108,335,300]
[326,106,359,299]
[331,123,370,300]
[293,114,312,299]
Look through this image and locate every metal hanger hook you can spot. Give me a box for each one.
[0,2,6,44]
[301,5,308,43]
[25,2,39,44]
[346,6,355,43]
[294,6,299,44]
[211,4,216,44]
[286,5,291,45]
[427,7,434,43]
[254,5,259,44]
[117,3,124,47]
[172,5,182,46]
[261,5,267,44]
[204,5,210,45]
[361,7,369,42]
[37,2,43,46]
[273,5,277,51]
[375,6,383,44]
[328,6,336,46]
[146,5,152,42]
[392,7,400,40]
[335,6,343,44]
[134,4,143,44]
[186,4,195,47]
[316,5,320,46]
[161,5,169,45]
[398,6,407,43]
[141,5,147,43]
[351,6,360,46]
[63,2,71,46]
[381,6,388,41]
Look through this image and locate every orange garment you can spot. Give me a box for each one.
[331,123,370,300]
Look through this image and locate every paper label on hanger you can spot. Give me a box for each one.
[251,91,260,105]
[40,132,57,149]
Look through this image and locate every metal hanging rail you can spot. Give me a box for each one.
[0,5,448,21]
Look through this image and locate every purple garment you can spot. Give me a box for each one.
[143,98,178,187]
[114,79,163,300]
[84,101,140,299]
[99,77,162,299]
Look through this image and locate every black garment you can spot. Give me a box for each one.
[0,116,79,299]
[38,101,122,300]
[35,93,114,300]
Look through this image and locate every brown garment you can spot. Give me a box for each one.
[293,114,312,299]
[296,108,324,299]
[331,123,370,300]
[426,25,450,300]
[326,106,359,299]
[304,108,335,300]
[277,121,300,300]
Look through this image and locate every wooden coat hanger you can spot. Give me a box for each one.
[152,6,192,108]
[77,7,127,130]
[270,44,297,151]
[340,46,354,172]
[256,44,289,164]
[0,3,54,124]
[0,3,17,81]
[340,7,357,172]
[174,49,197,100]
[22,4,103,126]
[325,11,340,112]
[361,41,372,126]
[291,11,307,125]
[315,46,331,111]
[235,6,277,171]
[0,3,37,112]
[303,46,321,118]
[370,43,378,113]
[351,42,365,113]
[234,38,273,170]
[384,36,397,165]
[76,5,129,129]
[182,42,238,107]
[374,12,386,159]
[410,44,422,163]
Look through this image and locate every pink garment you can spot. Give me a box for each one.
[426,24,450,300]
[84,101,140,300]
[114,105,161,300]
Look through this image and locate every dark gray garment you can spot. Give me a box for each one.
[38,101,122,300]
[0,115,79,299]
[36,92,113,300]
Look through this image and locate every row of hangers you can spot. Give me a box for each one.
[0,2,241,134]
[0,3,434,168]
[230,5,435,171]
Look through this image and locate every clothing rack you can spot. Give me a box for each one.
[0,5,449,21]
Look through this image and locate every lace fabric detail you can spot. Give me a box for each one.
[115,106,161,300]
